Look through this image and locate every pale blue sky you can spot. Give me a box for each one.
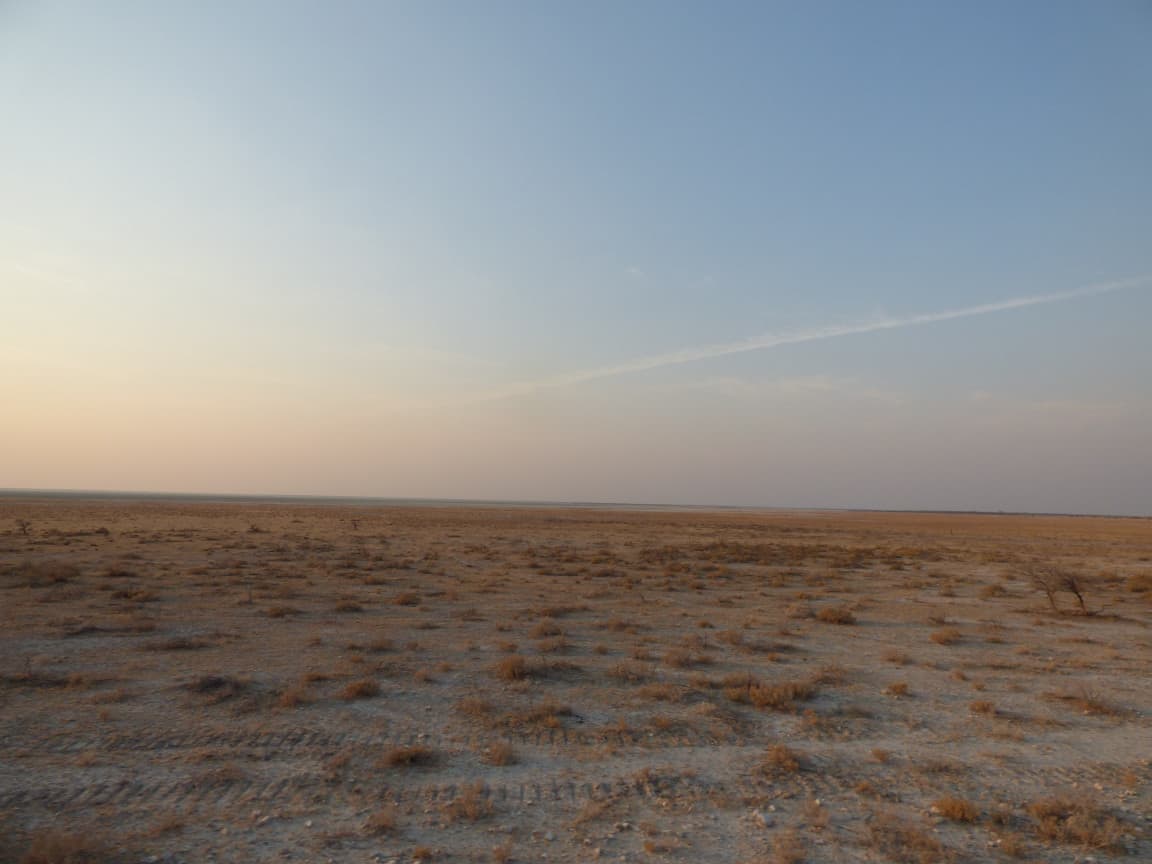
[2,2,1151,513]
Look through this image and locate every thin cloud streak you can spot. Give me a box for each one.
[475,276,1150,402]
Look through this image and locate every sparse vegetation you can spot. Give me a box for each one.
[2,502,1147,864]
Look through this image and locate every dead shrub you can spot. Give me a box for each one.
[1023,564,1091,613]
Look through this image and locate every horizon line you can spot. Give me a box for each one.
[2,486,1147,520]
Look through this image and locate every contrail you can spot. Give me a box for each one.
[475,275,1150,401]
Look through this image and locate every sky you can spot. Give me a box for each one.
[2,1,1151,514]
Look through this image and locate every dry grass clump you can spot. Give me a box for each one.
[816,605,857,625]
[769,828,805,864]
[535,636,570,653]
[932,796,979,822]
[144,636,206,651]
[529,620,563,638]
[363,805,398,836]
[663,647,695,668]
[1027,796,1127,851]
[482,741,516,766]
[637,682,681,702]
[866,809,951,864]
[1125,572,1152,594]
[379,745,438,767]
[5,561,80,588]
[18,829,112,864]
[442,782,494,823]
[501,700,572,730]
[609,661,652,683]
[278,681,312,708]
[760,743,807,777]
[456,696,494,720]
[930,627,962,645]
[1045,685,1124,717]
[341,678,380,700]
[725,675,817,712]
[265,605,302,618]
[183,674,246,703]
[493,655,528,681]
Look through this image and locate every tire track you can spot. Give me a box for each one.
[3,760,1144,813]
[0,722,738,756]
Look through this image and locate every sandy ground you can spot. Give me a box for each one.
[1,499,1149,863]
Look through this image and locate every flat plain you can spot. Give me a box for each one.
[1,498,1149,863]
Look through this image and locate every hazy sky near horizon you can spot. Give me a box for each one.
[3,2,1151,513]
